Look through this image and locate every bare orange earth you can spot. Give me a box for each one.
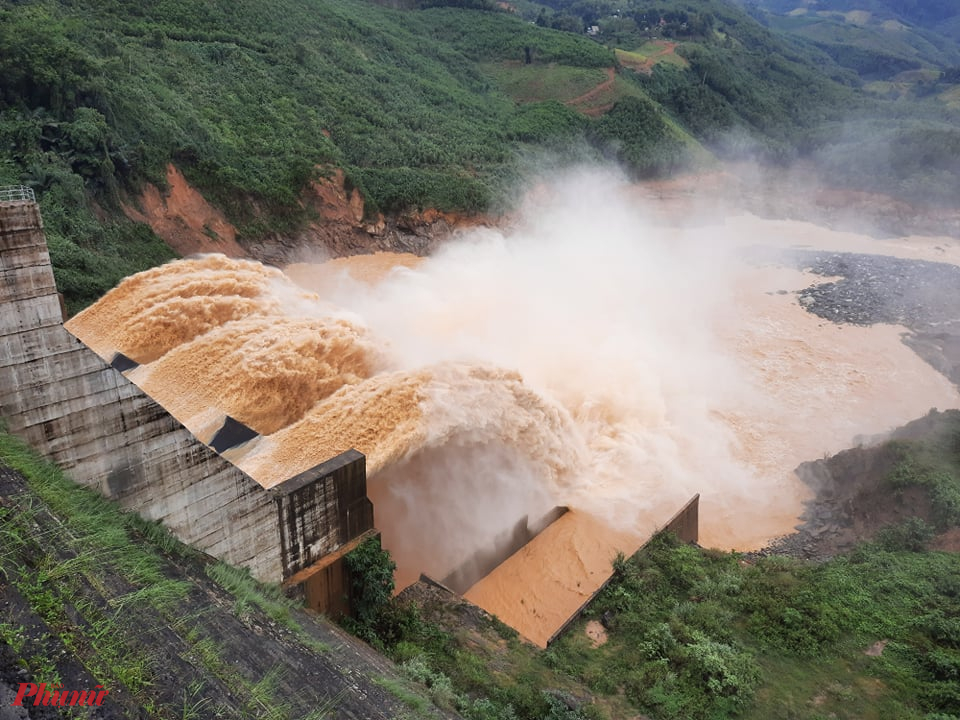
[585,619,608,648]
[123,164,247,258]
[123,163,495,265]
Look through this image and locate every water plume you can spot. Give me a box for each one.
[66,255,288,363]
[238,361,583,490]
[67,166,960,641]
[132,315,381,435]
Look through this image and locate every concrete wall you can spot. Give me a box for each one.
[270,449,374,579]
[441,506,568,594]
[662,492,699,544]
[0,200,372,588]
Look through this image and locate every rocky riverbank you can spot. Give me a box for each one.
[745,242,960,562]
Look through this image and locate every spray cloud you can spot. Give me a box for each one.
[67,165,960,598]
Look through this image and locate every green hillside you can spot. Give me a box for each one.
[749,0,960,42]
[720,0,960,207]
[0,0,958,311]
[0,0,692,309]
[744,0,960,76]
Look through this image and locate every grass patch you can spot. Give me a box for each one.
[110,579,191,615]
[745,653,902,720]
[939,84,960,109]
[864,79,899,96]
[482,62,609,104]
[203,562,331,655]
[617,42,688,73]
[375,675,432,714]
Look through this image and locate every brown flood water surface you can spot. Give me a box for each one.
[65,180,960,648]
[704,260,960,549]
[463,240,960,645]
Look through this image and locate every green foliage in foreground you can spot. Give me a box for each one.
[348,422,960,719]
[343,535,402,646]
[368,532,960,720]
[570,533,960,719]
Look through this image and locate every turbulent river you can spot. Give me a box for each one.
[65,170,960,644]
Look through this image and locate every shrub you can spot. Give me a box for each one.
[877,518,936,552]
[683,631,760,708]
[343,535,396,645]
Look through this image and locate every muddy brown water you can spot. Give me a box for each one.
[66,187,960,646]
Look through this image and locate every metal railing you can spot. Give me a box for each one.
[0,185,36,204]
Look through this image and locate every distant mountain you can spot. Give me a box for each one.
[752,0,959,36]
[740,0,960,75]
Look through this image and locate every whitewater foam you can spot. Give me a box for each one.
[66,168,960,642]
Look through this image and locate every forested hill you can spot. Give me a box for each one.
[745,0,960,41]
[0,0,958,310]
[740,0,960,73]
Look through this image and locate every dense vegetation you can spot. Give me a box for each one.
[521,0,960,188]
[358,529,960,719]
[346,419,960,720]
[744,0,960,77]
[1,0,959,312]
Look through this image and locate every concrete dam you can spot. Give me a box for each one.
[0,188,699,646]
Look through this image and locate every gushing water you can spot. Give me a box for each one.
[66,168,960,643]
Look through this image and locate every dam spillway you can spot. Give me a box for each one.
[6,172,958,647]
[1,191,697,645]
[0,192,373,597]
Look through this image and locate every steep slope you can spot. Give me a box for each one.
[746,0,960,76]
[0,0,695,310]
[753,0,960,43]
[0,432,454,719]
[519,0,960,204]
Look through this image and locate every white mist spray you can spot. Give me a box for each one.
[68,165,960,611]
